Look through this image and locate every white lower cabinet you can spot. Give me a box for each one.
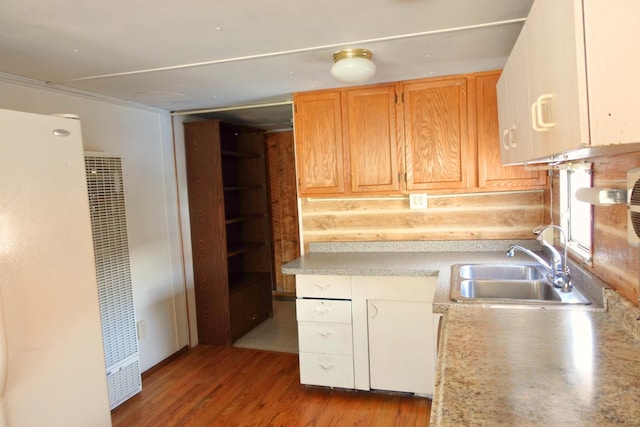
[298,321,353,354]
[295,274,438,396]
[298,353,354,389]
[296,277,354,389]
[367,300,433,395]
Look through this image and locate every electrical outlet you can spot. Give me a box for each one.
[409,193,428,209]
[136,320,147,340]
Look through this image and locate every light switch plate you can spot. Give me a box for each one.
[409,193,428,209]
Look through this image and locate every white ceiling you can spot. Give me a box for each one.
[0,0,532,129]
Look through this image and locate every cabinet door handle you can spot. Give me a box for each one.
[314,283,329,291]
[369,303,379,320]
[509,125,517,148]
[531,94,556,132]
[319,363,334,371]
[502,128,511,150]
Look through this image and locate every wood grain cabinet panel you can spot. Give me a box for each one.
[266,131,300,293]
[404,77,472,191]
[293,72,549,197]
[475,72,547,189]
[343,84,402,194]
[293,91,345,195]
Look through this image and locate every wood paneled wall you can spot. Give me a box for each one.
[300,190,545,251]
[549,152,640,306]
[266,131,300,293]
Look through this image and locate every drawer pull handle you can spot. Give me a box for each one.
[370,303,379,320]
[319,364,334,371]
[318,331,333,339]
[315,307,331,315]
[314,283,329,291]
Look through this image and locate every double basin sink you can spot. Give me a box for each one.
[450,263,591,305]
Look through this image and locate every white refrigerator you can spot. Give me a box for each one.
[0,109,112,426]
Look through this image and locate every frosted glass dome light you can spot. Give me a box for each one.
[330,48,376,84]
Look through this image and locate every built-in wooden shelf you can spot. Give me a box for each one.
[184,120,274,346]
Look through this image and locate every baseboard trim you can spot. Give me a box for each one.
[141,345,190,379]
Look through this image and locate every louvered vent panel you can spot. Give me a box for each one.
[85,155,141,409]
[106,357,142,409]
[631,180,640,205]
[627,168,640,246]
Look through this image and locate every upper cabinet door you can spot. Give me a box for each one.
[476,72,546,189]
[525,0,588,158]
[499,0,640,164]
[497,25,535,165]
[582,0,640,147]
[293,91,345,196]
[343,84,401,194]
[403,77,472,191]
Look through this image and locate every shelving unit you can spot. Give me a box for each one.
[184,120,274,345]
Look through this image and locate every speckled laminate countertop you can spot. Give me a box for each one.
[431,307,640,426]
[282,240,543,286]
[282,241,607,312]
[283,241,640,426]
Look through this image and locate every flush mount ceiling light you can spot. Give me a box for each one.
[330,48,376,84]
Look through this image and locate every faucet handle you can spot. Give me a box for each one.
[532,225,546,235]
[555,270,572,292]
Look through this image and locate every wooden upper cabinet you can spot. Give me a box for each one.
[403,77,472,191]
[293,71,548,197]
[343,84,401,194]
[475,72,547,189]
[293,91,345,195]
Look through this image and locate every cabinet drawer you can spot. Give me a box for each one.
[298,321,353,355]
[296,275,351,299]
[296,299,352,323]
[299,353,354,389]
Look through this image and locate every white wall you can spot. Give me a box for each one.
[171,114,200,346]
[0,76,191,372]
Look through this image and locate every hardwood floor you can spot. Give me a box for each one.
[112,345,431,426]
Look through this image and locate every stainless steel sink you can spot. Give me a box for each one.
[458,279,561,301]
[450,264,591,305]
[457,264,545,281]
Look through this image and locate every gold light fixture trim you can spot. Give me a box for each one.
[332,48,373,63]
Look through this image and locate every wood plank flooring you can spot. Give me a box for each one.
[111,345,431,426]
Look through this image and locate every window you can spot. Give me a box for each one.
[558,164,593,263]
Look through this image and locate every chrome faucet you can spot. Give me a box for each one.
[507,224,572,292]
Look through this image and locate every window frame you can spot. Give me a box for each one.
[558,163,593,264]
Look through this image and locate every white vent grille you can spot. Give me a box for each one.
[106,356,142,409]
[85,155,141,409]
[628,168,640,247]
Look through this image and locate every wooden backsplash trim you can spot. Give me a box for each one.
[301,190,545,244]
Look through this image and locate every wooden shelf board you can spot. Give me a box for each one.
[223,185,265,191]
[227,242,266,257]
[228,272,272,292]
[221,150,261,159]
[225,214,265,225]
